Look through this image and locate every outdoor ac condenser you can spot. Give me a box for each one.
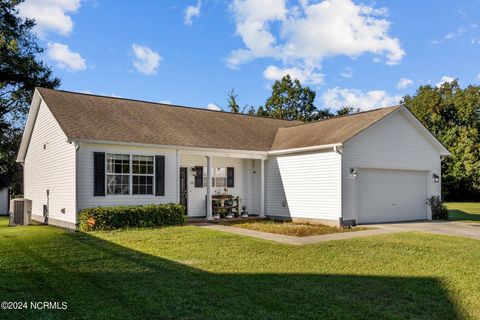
[9,198,32,226]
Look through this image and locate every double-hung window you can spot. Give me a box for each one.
[214,168,227,187]
[132,155,154,195]
[106,154,130,195]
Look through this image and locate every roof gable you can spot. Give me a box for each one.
[270,106,400,151]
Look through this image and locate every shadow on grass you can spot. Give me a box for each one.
[449,209,480,222]
[0,227,460,320]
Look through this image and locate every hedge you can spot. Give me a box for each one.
[78,203,187,231]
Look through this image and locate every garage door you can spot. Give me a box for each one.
[357,169,427,224]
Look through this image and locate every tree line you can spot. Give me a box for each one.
[1,0,479,200]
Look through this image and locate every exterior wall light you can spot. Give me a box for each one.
[349,168,357,179]
[191,167,197,176]
[433,173,440,183]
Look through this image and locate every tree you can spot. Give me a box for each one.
[227,89,239,113]
[402,80,480,200]
[0,0,60,193]
[262,75,318,122]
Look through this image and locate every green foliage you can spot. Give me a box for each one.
[227,89,239,113]
[427,196,449,220]
[402,80,480,200]
[0,0,60,192]
[253,75,356,121]
[77,203,187,231]
[261,75,318,121]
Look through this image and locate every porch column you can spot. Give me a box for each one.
[260,159,265,218]
[206,156,213,220]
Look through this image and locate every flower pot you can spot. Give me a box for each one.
[226,214,233,219]
[213,214,220,219]
[241,214,248,218]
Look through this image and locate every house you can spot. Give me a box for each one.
[16,88,450,229]
[0,188,8,216]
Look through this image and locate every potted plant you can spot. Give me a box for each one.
[226,210,233,219]
[241,205,248,218]
[213,212,220,219]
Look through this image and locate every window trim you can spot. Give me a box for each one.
[131,154,155,195]
[105,153,156,196]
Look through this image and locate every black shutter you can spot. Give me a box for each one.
[227,167,234,188]
[194,166,203,188]
[155,155,165,196]
[93,152,105,196]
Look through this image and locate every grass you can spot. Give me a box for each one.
[218,219,369,237]
[447,202,480,223]
[1,216,480,319]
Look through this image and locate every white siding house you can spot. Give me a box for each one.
[0,189,8,216]
[17,88,449,229]
[23,100,76,228]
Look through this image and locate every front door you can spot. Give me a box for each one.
[179,167,188,215]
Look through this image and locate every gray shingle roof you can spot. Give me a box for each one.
[36,88,400,152]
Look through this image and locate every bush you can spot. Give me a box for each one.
[78,203,187,231]
[427,196,449,220]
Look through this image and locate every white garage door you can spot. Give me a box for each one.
[357,169,427,224]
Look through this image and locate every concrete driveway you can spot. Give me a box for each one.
[364,220,480,241]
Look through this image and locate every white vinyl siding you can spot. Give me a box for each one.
[23,101,76,224]
[342,111,442,222]
[76,143,177,210]
[265,151,342,221]
[179,155,260,217]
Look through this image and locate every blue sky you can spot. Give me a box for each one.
[18,0,480,111]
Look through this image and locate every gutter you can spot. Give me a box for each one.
[267,143,343,156]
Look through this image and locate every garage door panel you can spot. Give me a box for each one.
[357,169,427,224]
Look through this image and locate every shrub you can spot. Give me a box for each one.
[78,203,187,231]
[427,196,449,220]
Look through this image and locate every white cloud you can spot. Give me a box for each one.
[184,0,201,26]
[207,103,222,111]
[263,65,324,84]
[396,77,413,89]
[228,0,404,81]
[159,100,172,104]
[445,27,466,40]
[436,76,455,87]
[340,67,353,78]
[322,87,401,111]
[132,44,161,75]
[477,73,480,81]
[18,0,80,37]
[47,42,86,71]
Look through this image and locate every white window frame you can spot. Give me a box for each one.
[105,153,156,196]
[131,154,155,195]
[106,153,131,195]
[202,166,228,188]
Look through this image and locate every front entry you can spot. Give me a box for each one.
[179,167,188,215]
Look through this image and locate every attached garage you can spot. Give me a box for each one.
[357,169,428,224]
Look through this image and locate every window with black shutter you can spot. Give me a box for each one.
[194,166,203,187]
[227,167,234,188]
[93,152,105,196]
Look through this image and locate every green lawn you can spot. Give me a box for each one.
[447,202,480,223]
[219,219,369,237]
[1,217,480,319]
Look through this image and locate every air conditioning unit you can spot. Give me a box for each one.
[9,198,32,226]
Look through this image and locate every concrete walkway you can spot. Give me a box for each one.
[194,223,404,245]
[364,220,480,241]
[194,220,480,245]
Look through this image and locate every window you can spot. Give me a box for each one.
[214,167,227,187]
[132,155,154,195]
[201,167,228,187]
[106,154,130,195]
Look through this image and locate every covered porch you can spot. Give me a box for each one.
[177,149,267,220]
